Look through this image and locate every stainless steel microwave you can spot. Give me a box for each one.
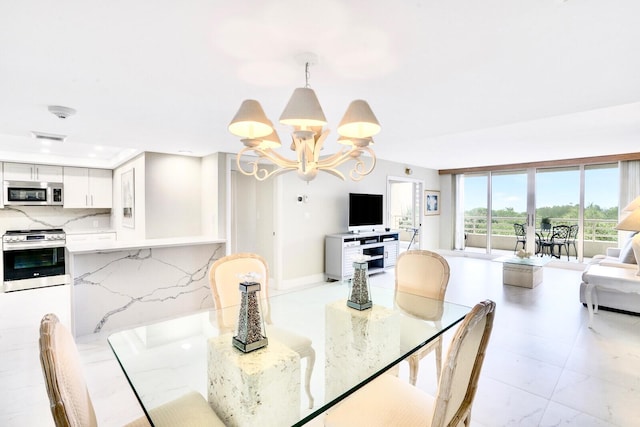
[3,181,64,206]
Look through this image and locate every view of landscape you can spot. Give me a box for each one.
[462,164,621,257]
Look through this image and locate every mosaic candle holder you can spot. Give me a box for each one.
[233,280,268,353]
[347,260,372,310]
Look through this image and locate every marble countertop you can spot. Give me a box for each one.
[66,235,225,254]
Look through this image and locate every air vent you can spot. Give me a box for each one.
[31,131,67,142]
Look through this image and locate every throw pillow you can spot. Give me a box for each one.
[619,236,638,264]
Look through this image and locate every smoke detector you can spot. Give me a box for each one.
[48,105,76,119]
[32,131,67,143]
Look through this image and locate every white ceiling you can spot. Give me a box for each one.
[1,0,639,170]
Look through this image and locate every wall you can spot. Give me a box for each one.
[113,153,205,240]
[439,174,455,250]
[201,153,219,236]
[274,158,441,288]
[144,153,202,238]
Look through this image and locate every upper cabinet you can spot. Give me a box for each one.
[4,162,63,182]
[63,167,113,209]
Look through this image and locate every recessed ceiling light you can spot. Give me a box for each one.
[88,153,96,158]
[41,148,50,154]
[94,146,103,151]
[178,150,193,155]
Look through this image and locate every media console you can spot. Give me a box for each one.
[325,231,400,281]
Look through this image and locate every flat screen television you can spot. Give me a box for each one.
[348,193,384,232]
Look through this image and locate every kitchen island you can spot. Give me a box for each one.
[66,236,225,336]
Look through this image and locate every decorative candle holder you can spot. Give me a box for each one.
[233,275,268,353]
[347,259,372,310]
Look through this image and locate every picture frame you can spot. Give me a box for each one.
[121,168,135,228]
[425,190,440,216]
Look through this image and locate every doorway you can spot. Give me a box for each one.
[387,176,423,252]
[229,160,277,276]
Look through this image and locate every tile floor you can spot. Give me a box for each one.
[1,255,639,426]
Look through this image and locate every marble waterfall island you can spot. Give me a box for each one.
[66,237,225,336]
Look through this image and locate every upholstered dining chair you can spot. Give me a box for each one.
[208,252,316,408]
[39,313,224,427]
[395,250,450,386]
[324,300,496,427]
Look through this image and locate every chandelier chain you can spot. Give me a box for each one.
[305,62,310,88]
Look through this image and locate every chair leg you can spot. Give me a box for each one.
[435,338,442,384]
[408,354,420,386]
[304,349,316,409]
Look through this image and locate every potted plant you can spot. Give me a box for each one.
[541,217,551,231]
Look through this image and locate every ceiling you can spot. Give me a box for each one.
[1,0,639,171]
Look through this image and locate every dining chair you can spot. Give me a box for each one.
[324,299,496,427]
[208,252,316,408]
[568,224,579,259]
[549,225,571,260]
[395,250,450,386]
[39,313,224,427]
[513,223,527,253]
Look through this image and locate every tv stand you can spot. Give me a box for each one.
[325,231,400,281]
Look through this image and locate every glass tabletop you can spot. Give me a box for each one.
[108,283,470,426]
[493,255,552,267]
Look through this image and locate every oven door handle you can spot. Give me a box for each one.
[3,241,65,251]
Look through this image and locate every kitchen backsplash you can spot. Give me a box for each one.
[0,206,111,235]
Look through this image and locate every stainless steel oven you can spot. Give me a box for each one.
[2,229,68,292]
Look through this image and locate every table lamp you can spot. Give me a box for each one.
[615,206,640,275]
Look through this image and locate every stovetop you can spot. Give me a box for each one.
[3,229,66,245]
[4,228,65,235]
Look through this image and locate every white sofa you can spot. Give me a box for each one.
[580,246,640,314]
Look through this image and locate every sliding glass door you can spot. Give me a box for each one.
[462,174,488,253]
[490,170,528,254]
[460,162,619,261]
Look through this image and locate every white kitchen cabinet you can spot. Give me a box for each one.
[65,232,116,243]
[63,167,113,208]
[4,162,63,182]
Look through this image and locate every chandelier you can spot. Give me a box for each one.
[228,62,381,182]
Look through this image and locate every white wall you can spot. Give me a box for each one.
[144,153,202,238]
[201,153,219,236]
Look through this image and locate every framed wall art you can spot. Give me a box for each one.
[425,190,440,216]
[121,168,135,228]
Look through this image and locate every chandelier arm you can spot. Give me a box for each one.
[313,129,331,163]
[237,147,298,181]
[348,146,377,181]
[256,148,300,169]
[316,148,355,169]
[322,168,347,180]
[236,147,272,181]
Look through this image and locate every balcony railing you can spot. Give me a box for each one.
[463,216,620,257]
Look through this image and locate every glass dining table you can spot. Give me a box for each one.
[108,283,470,427]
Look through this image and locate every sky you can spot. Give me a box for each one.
[464,166,619,212]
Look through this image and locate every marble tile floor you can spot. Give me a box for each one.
[1,256,639,426]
